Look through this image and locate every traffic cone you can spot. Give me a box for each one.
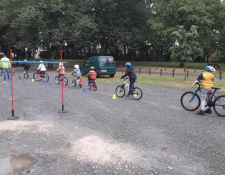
[112,94,117,99]
[81,84,84,88]
[31,79,34,82]
[80,78,82,82]
[133,94,138,98]
[46,81,49,85]
[83,88,87,93]
[63,84,67,88]
[104,87,108,92]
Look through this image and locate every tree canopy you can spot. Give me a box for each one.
[0,0,224,63]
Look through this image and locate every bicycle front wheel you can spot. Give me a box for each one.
[213,95,225,117]
[43,73,49,82]
[116,85,125,98]
[181,92,200,111]
[132,87,142,100]
[72,80,76,87]
[63,77,68,85]
[55,76,60,84]
[33,73,39,81]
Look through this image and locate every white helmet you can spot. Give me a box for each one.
[40,61,43,63]
[74,64,79,69]
[59,62,63,66]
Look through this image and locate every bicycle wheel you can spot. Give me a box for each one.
[213,95,225,117]
[132,87,142,100]
[43,73,49,82]
[55,76,60,84]
[93,82,97,91]
[72,79,76,87]
[88,83,91,89]
[33,73,39,81]
[180,92,201,111]
[116,85,125,98]
[63,77,68,85]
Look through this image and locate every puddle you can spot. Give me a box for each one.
[0,153,37,175]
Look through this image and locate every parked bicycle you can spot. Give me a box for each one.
[116,77,143,100]
[72,74,81,88]
[88,80,97,91]
[180,82,225,117]
[55,74,68,85]
[33,71,49,82]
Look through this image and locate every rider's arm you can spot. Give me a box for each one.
[121,69,129,79]
[192,73,203,87]
[87,72,90,77]
[37,64,41,70]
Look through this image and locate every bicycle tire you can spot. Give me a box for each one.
[213,95,225,117]
[93,82,97,91]
[180,92,201,111]
[63,77,68,85]
[43,73,49,82]
[88,83,91,89]
[116,85,125,98]
[132,87,143,100]
[55,76,60,84]
[72,80,76,87]
[33,73,39,81]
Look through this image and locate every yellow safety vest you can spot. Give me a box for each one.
[201,72,214,89]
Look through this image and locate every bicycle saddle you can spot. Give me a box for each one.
[212,87,221,90]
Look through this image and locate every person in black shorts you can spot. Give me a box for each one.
[23,59,30,77]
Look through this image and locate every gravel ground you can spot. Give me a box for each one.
[0,73,225,175]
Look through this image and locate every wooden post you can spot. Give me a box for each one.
[165,66,166,71]
[220,71,222,80]
[187,70,189,78]
[172,70,175,77]
[194,67,196,73]
[156,66,157,70]
[149,68,151,75]
[160,69,162,76]
[139,68,140,74]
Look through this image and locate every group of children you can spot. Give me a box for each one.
[23,60,216,116]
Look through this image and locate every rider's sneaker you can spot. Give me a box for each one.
[197,110,205,116]
[204,108,212,114]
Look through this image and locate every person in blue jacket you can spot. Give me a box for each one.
[121,62,137,97]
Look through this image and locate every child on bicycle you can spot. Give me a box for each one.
[192,66,216,115]
[55,63,65,79]
[87,66,96,85]
[121,62,137,97]
[23,59,30,77]
[37,61,47,80]
[71,64,81,80]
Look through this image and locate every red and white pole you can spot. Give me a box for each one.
[58,50,67,113]
[8,49,19,120]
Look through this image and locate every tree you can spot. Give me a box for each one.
[170,25,203,80]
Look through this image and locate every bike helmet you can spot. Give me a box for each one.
[59,62,63,66]
[90,66,95,70]
[125,62,132,67]
[24,59,27,62]
[40,61,43,63]
[205,66,216,72]
[74,64,79,69]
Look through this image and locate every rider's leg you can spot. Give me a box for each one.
[128,79,135,95]
[205,89,214,113]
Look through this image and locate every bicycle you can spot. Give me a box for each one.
[55,74,68,85]
[33,71,49,82]
[116,77,143,100]
[24,69,29,79]
[180,82,225,117]
[88,79,97,91]
[72,74,81,88]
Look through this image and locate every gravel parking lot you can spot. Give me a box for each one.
[0,73,225,175]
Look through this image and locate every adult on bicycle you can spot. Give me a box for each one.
[23,59,30,77]
[37,61,46,80]
[121,62,137,97]
[192,66,216,115]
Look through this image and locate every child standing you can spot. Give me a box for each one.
[192,66,216,115]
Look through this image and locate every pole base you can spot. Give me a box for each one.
[7,116,19,120]
[58,109,68,113]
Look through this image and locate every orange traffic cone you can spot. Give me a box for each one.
[104,87,108,92]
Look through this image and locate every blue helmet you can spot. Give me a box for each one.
[125,62,132,67]
[205,66,216,72]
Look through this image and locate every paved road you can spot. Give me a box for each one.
[0,74,225,175]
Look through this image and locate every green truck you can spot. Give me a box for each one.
[80,56,116,77]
